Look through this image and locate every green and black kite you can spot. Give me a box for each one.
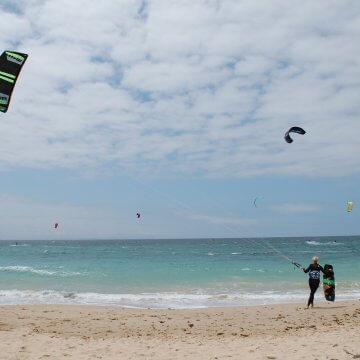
[0,51,28,113]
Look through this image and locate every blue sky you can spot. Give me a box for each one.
[0,0,359,239]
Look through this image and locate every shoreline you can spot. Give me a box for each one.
[0,296,359,309]
[1,287,359,309]
[1,300,359,359]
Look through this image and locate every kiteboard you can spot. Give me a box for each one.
[323,264,335,302]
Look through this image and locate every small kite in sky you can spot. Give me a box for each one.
[136,213,141,219]
[253,196,263,208]
[54,223,59,229]
[284,127,306,143]
[347,202,353,212]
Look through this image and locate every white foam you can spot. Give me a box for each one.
[0,266,84,277]
[0,266,56,276]
[306,240,342,246]
[0,288,359,308]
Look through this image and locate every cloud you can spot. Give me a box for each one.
[272,203,322,214]
[0,194,141,239]
[0,0,359,178]
[188,213,256,226]
[0,193,259,239]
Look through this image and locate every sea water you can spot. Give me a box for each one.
[0,236,359,308]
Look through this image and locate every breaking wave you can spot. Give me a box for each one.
[0,266,84,277]
[306,241,342,246]
[0,288,359,308]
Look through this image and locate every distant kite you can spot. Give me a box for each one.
[347,202,353,213]
[284,127,306,143]
[136,213,141,219]
[54,223,59,229]
[254,196,263,208]
[0,51,28,113]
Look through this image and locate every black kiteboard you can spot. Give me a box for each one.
[323,264,335,302]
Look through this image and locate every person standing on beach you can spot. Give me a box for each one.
[303,256,324,309]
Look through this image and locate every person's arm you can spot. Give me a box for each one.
[303,264,311,273]
[319,265,325,273]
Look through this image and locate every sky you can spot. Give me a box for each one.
[0,0,359,240]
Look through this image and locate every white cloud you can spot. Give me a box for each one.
[188,213,256,226]
[0,193,259,240]
[272,203,322,214]
[0,193,162,240]
[0,0,359,177]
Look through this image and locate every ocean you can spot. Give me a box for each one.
[0,236,359,308]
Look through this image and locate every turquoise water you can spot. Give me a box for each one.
[0,236,359,308]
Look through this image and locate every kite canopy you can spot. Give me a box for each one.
[253,196,263,207]
[54,223,59,229]
[136,213,141,219]
[0,51,28,113]
[347,202,353,212]
[284,127,306,143]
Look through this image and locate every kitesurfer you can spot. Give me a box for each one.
[303,256,324,309]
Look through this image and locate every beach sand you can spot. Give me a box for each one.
[0,300,359,359]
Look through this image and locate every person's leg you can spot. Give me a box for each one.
[307,289,314,307]
[307,280,313,307]
[308,279,319,307]
[312,280,320,307]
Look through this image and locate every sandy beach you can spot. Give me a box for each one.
[0,300,358,359]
